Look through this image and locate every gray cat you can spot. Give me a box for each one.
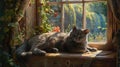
[16,27,97,57]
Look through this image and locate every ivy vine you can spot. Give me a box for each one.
[35,0,55,34]
[0,0,30,66]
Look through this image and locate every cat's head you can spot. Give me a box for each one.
[69,26,89,43]
[67,27,89,53]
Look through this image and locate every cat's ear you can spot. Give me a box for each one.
[72,26,77,31]
[83,29,89,34]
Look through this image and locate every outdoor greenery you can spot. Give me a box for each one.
[36,0,54,34]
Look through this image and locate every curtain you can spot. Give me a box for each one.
[108,0,120,23]
[108,0,120,67]
[106,0,120,51]
[105,1,118,50]
[107,3,118,44]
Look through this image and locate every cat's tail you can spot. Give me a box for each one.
[15,40,31,56]
[15,40,46,57]
[14,40,31,66]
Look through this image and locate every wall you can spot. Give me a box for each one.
[25,3,36,39]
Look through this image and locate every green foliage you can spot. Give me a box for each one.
[49,0,61,2]
[0,0,29,66]
[0,0,27,46]
[64,4,77,26]
[30,0,35,4]
[0,49,20,67]
[88,2,107,16]
[36,0,53,34]
[67,4,76,25]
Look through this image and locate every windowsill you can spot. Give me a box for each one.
[28,50,116,59]
[26,51,116,67]
[88,42,106,45]
[88,42,109,50]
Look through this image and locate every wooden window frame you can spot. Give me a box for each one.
[37,0,108,50]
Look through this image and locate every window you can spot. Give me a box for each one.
[37,0,107,44]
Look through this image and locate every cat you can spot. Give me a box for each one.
[15,27,97,57]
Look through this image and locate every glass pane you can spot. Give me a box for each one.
[86,2,107,42]
[64,4,83,32]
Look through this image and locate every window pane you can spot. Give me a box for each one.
[86,2,107,42]
[48,5,62,27]
[64,4,83,32]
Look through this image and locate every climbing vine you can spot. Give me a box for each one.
[0,0,30,50]
[0,0,30,66]
[35,0,55,34]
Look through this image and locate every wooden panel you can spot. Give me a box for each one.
[25,4,36,39]
[25,51,116,67]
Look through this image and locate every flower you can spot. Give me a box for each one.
[54,12,58,17]
[53,26,60,32]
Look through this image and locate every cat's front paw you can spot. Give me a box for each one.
[88,47,97,52]
[45,48,59,53]
[32,48,46,56]
[51,48,59,53]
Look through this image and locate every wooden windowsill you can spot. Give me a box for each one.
[28,50,116,59]
[88,42,112,50]
[26,51,116,67]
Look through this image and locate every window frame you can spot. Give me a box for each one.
[37,0,108,50]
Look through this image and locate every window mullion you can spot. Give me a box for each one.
[61,3,65,32]
[82,0,86,29]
